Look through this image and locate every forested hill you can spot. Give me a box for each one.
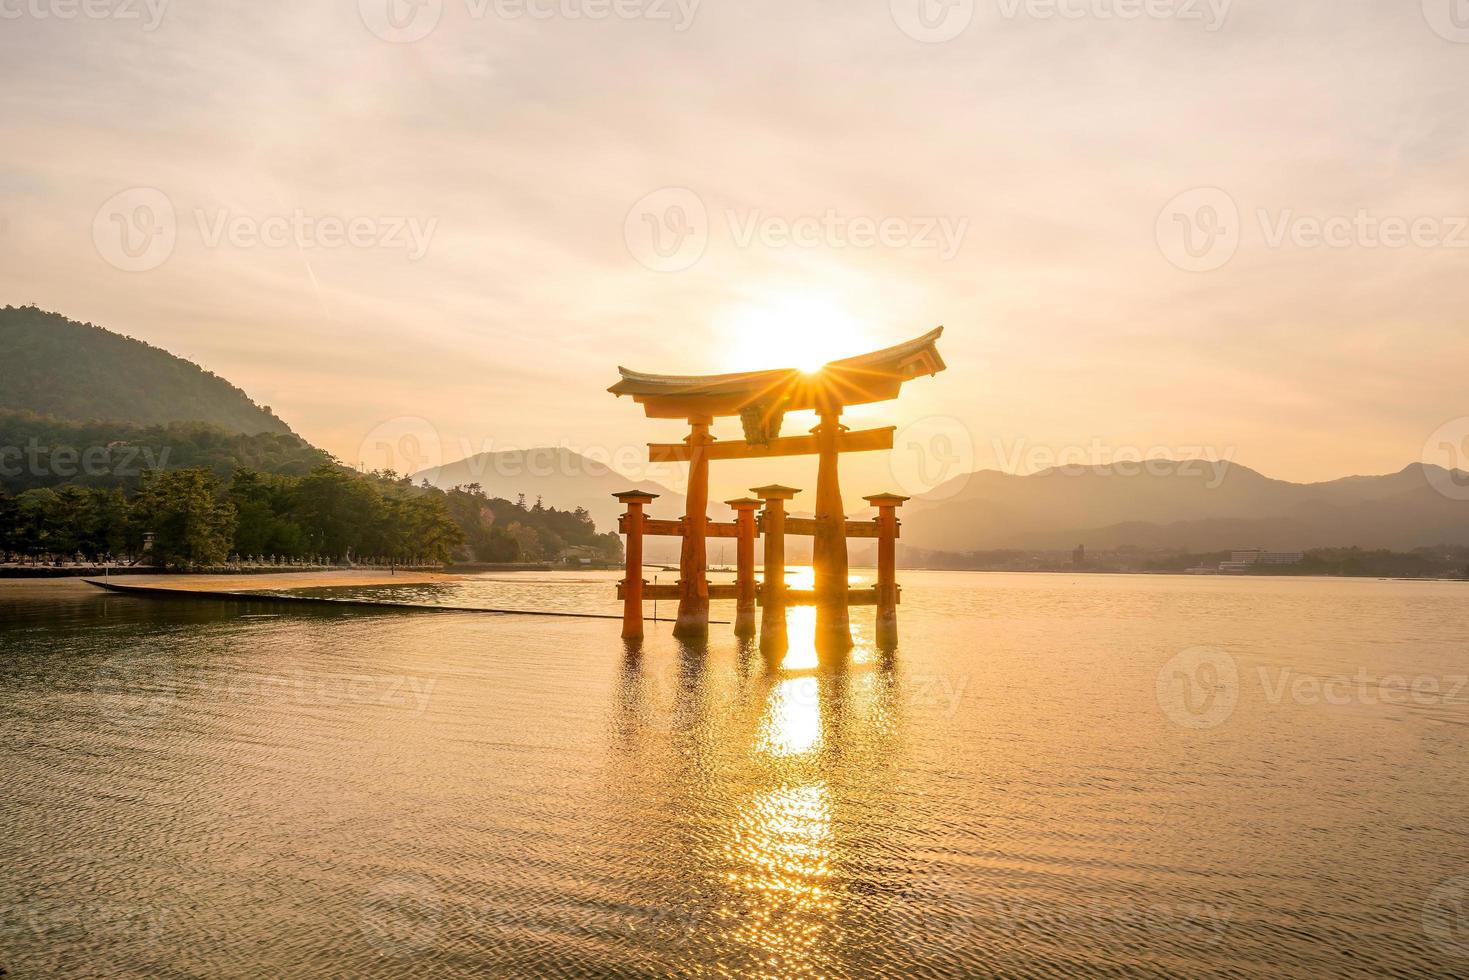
[0,305,291,435]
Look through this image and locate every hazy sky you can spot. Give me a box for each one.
[2,0,1466,501]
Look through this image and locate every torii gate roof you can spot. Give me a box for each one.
[609,326,945,420]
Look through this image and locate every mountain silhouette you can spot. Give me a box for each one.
[899,460,1469,553]
[0,306,291,435]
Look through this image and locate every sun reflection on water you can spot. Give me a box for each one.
[723,783,834,970]
[772,566,878,671]
[756,677,823,757]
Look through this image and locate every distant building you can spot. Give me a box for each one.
[1220,549,1305,572]
[559,545,605,566]
[1072,544,1086,567]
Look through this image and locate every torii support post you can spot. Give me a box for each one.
[675,418,714,639]
[864,493,910,647]
[725,497,762,639]
[812,409,852,652]
[753,484,799,655]
[614,491,659,639]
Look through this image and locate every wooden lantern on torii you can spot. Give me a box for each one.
[609,327,945,651]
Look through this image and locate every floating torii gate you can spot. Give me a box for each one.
[609,327,946,652]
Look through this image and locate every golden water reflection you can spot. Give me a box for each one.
[756,677,823,757]
[772,566,877,672]
[723,783,835,972]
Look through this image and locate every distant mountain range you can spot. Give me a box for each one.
[413,446,688,535]
[11,305,1463,556]
[416,451,1469,556]
[0,306,290,435]
[898,460,1469,554]
[412,448,821,563]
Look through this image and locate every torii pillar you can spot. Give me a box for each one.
[613,490,658,640]
[674,417,714,639]
[753,484,799,655]
[812,405,852,652]
[725,497,762,639]
[864,492,909,648]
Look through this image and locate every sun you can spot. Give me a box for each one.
[718,295,867,374]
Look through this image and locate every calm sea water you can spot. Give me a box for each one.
[3,570,1469,978]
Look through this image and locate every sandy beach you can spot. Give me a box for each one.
[0,570,459,597]
[95,570,458,592]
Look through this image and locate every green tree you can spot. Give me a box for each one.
[290,464,381,559]
[133,469,236,568]
[13,488,60,557]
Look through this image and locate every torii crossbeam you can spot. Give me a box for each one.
[608,327,946,652]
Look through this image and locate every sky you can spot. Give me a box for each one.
[2,0,1467,503]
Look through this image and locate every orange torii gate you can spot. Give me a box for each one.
[609,327,945,651]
